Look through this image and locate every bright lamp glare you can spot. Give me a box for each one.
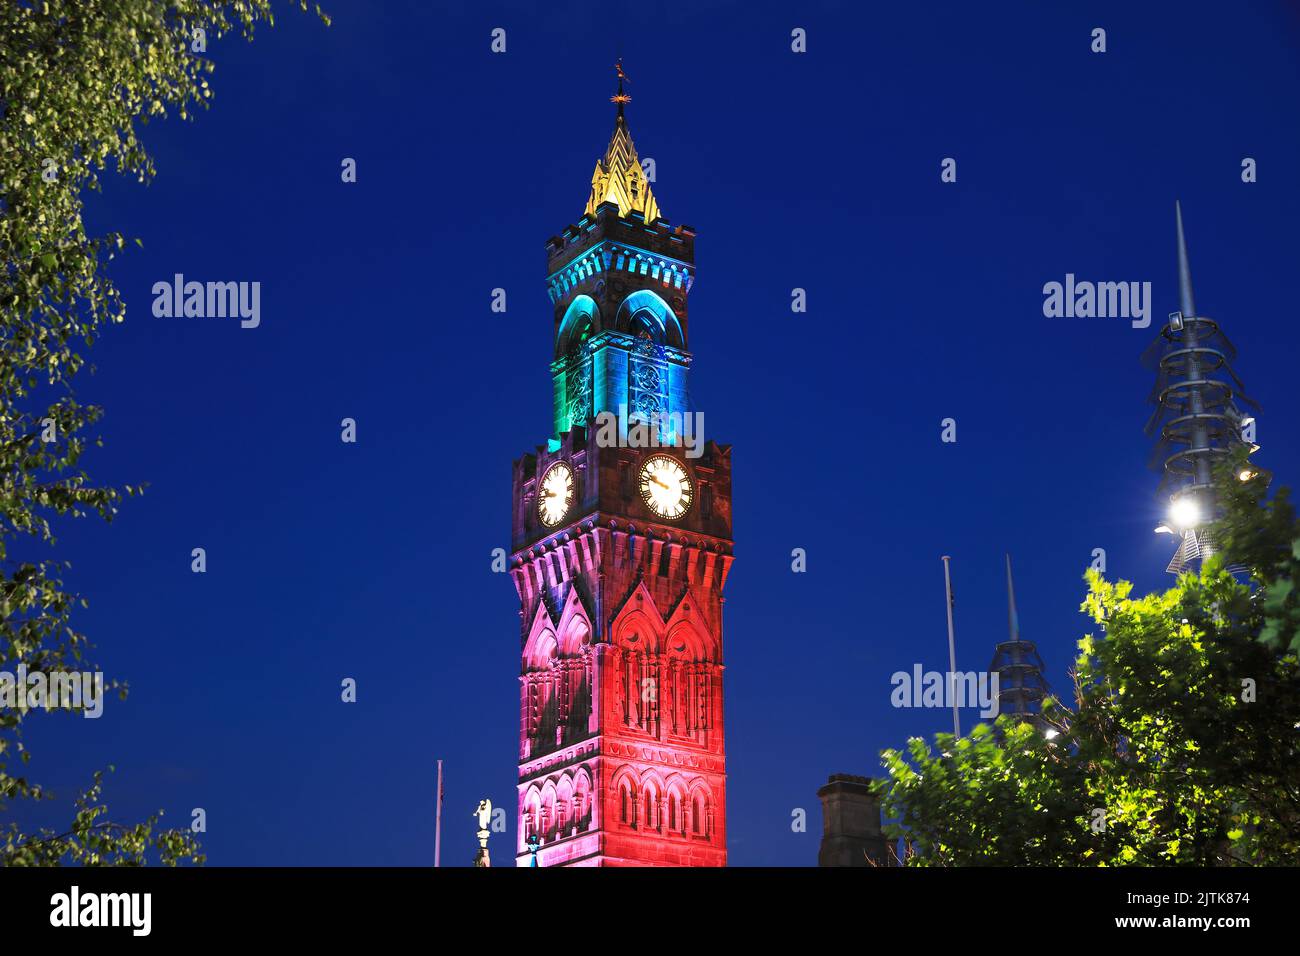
[1044,729,1060,740]
[1170,497,1200,529]
[1239,469,1255,482]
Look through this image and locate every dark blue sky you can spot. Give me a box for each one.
[16,0,1300,866]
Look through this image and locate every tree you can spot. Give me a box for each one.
[1,0,327,866]
[875,454,1300,865]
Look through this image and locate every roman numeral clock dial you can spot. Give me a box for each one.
[538,461,574,528]
[638,454,693,520]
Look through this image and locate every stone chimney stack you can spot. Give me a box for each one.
[817,774,888,867]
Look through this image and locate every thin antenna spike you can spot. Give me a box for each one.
[1176,199,1197,319]
[941,556,960,739]
[1005,553,1020,643]
[434,758,444,868]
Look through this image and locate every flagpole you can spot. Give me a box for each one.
[434,759,443,868]
[941,556,961,738]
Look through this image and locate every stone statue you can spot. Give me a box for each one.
[473,798,492,868]
[474,798,492,832]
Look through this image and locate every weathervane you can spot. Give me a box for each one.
[611,60,632,115]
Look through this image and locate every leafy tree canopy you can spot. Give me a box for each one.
[877,453,1300,866]
[1,0,326,866]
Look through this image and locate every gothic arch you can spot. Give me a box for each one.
[556,295,601,360]
[539,781,558,839]
[664,618,714,663]
[558,617,591,657]
[573,766,593,829]
[550,588,593,654]
[614,289,685,350]
[614,606,662,656]
[522,786,542,841]
[611,765,639,827]
[687,779,712,837]
[640,770,665,832]
[664,774,690,834]
[523,628,558,672]
[555,776,574,834]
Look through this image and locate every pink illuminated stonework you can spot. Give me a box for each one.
[508,88,732,867]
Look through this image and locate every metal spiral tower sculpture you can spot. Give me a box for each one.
[989,555,1050,720]
[1143,202,1260,573]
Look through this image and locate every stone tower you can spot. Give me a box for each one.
[508,68,732,867]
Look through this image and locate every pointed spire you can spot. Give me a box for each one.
[1176,199,1197,319]
[1005,553,1020,643]
[584,62,661,222]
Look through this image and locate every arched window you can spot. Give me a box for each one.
[670,793,681,832]
[540,786,557,841]
[692,791,707,836]
[555,295,600,360]
[630,310,659,342]
[615,289,684,349]
[618,779,635,827]
[642,785,660,832]
[524,790,542,841]
[574,771,592,830]
[555,296,600,433]
[556,778,572,836]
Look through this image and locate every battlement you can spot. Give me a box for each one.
[546,202,696,307]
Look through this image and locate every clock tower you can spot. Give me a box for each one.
[508,68,732,866]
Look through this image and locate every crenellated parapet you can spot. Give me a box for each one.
[546,203,696,309]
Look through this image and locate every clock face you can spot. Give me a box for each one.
[538,462,575,528]
[638,455,693,520]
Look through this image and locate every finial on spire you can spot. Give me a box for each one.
[1175,199,1197,319]
[611,60,631,120]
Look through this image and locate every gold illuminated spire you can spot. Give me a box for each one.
[584,61,661,222]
